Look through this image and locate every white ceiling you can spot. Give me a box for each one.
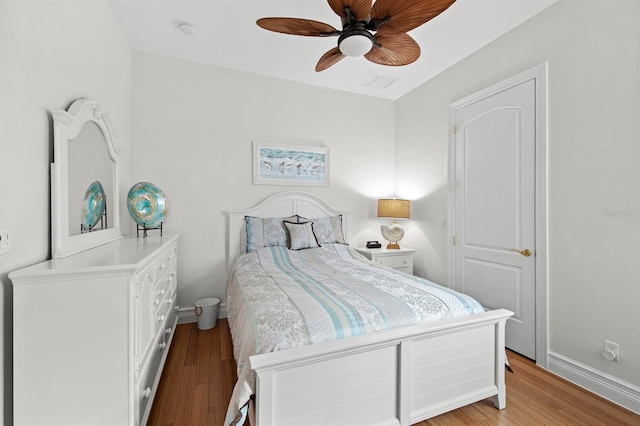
[108,0,558,100]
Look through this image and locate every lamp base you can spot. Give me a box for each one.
[386,242,400,249]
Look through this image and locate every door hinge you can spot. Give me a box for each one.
[452,236,456,246]
[453,124,457,135]
[452,181,457,190]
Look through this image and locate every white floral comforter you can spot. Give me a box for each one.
[224,244,484,425]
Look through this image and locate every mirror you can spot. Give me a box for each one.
[67,121,114,235]
[51,98,123,258]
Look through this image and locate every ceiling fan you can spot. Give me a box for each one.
[257,0,457,72]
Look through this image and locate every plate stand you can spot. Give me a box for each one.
[137,222,163,238]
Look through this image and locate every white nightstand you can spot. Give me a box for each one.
[354,247,415,275]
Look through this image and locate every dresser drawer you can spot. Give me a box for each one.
[155,292,173,337]
[137,334,167,425]
[376,254,412,269]
[154,243,177,309]
[354,247,415,275]
[163,295,179,345]
[155,243,177,277]
[154,268,176,311]
[393,266,412,274]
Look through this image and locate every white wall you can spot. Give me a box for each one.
[131,52,396,312]
[0,0,132,422]
[4,0,638,419]
[396,0,640,397]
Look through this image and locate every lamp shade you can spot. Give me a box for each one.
[377,199,410,219]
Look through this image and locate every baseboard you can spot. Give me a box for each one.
[177,302,228,324]
[547,351,640,414]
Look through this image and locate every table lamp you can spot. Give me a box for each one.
[377,198,410,249]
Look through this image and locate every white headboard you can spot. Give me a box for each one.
[226,191,351,272]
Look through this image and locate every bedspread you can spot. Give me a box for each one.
[225,244,484,425]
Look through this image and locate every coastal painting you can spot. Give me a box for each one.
[252,141,330,186]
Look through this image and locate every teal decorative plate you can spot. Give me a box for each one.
[81,181,106,231]
[127,182,168,228]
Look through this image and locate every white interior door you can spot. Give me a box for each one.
[451,78,536,359]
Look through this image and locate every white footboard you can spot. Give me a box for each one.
[250,309,512,426]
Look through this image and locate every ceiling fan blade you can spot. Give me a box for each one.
[365,33,420,66]
[370,0,456,34]
[327,0,372,21]
[316,47,346,72]
[257,17,340,37]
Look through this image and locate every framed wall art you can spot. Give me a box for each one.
[252,141,330,186]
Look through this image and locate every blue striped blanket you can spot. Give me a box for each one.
[225,244,484,425]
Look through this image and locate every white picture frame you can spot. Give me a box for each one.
[252,141,330,186]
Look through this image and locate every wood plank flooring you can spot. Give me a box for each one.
[148,320,640,426]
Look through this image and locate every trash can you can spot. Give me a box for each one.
[194,297,220,330]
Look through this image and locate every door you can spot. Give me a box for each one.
[451,79,536,359]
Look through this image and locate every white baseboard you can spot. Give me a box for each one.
[547,351,640,414]
[177,302,228,324]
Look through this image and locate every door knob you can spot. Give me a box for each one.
[511,248,532,257]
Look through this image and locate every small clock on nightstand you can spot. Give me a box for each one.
[354,247,415,275]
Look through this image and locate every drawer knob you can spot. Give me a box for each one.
[158,315,166,323]
[143,387,152,399]
[167,297,173,305]
[158,342,167,350]
[175,305,180,312]
[165,327,172,335]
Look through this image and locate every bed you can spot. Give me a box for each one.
[225,191,512,426]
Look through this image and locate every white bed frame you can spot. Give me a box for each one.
[226,191,513,426]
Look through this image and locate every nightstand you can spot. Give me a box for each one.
[354,247,415,275]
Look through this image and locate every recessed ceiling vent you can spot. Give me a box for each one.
[365,75,398,90]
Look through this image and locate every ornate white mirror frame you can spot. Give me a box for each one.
[51,98,123,258]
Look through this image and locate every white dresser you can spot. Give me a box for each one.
[10,234,179,426]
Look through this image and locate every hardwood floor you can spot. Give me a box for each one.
[149,320,640,426]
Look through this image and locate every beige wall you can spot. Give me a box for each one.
[0,0,132,422]
[396,0,640,392]
[131,52,396,310]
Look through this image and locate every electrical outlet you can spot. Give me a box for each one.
[0,230,9,255]
[603,340,619,362]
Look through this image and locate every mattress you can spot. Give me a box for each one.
[225,243,485,425]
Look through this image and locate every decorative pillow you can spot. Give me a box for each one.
[310,215,346,244]
[284,221,320,250]
[245,215,297,252]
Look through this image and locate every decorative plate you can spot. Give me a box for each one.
[81,181,106,231]
[127,182,168,228]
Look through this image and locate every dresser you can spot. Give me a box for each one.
[10,234,179,426]
[354,247,415,274]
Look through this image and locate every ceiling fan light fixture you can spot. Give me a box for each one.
[338,32,374,57]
